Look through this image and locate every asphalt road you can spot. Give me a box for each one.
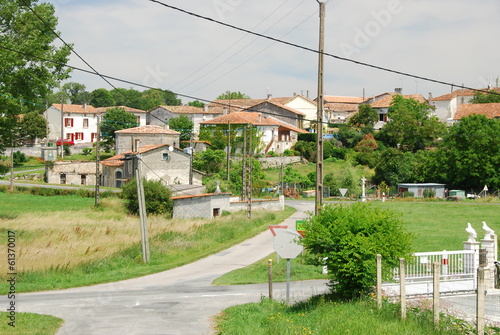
[17,201,329,335]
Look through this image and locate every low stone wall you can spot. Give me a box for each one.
[257,156,305,169]
[5,145,86,158]
[230,195,284,212]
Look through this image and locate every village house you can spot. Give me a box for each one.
[321,95,366,124]
[432,87,500,124]
[46,161,98,186]
[100,144,203,188]
[114,125,181,154]
[199,111,307,155]
[44,104,148,145]
[368,92,428,130]
[147,105,222,134]
[452,103,500,124]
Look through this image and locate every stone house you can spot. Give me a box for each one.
[321,96,366,124]
[147,105,222,134]
[114,125,181,154]
[368,93,428,130]
[100,144,203,188]
[172,193,232,219]
[46,161,98,186]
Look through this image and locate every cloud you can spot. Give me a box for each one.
[47,0,500,102]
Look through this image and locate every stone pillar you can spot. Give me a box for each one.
[361,177,367,202]
[481,235,497,290]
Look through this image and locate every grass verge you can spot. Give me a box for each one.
[0,312,63,335]
[215,295,495,335]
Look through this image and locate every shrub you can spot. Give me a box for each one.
[82,148,93,156]
[266,151,277,157]
[121,178,173,216]
[423,189,435,198]
[13,151,28,166]
[302,203,413,300]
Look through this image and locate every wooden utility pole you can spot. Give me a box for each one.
[241,127,247,201]
[135,155,150,263]
[315,0,326,216]
[9,148,14,192]
[95,115,101,206]
[189,131,193,185]
[247,124,253,218]
[227,121,231,181]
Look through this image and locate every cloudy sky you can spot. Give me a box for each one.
[46,0,500,104]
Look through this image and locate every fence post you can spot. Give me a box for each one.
[441,250,448,276]
[477,266,485,335]
[399,258,406,320]
[377,254,382,309]
[433,262,440,329]
[268,259,273,300]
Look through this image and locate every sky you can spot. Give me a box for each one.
[46,0,500,104]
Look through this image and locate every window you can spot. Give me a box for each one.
[75,132,84,141]
[83,118,89,128]
[81,174,87,185]
[64,118,74,127]
[213,208,220,217]
[60,173,66,184]
[136,116,141,124]
[162,153,170,161]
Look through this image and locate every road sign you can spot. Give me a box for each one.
[269,225,288,236]
[295,220,307,237]
[273,229,303,259]
[339,188,348,197]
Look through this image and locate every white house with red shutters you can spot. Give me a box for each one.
[44,104,147,145]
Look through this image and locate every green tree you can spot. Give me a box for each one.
[302,203,413,299]
[216,91,250,100]
[121,178,173,216]
[378,95,446,151]
[188,100,205,108]
[19,111,48,144]
[60,82,89,104]
[89,88,115,107]
[372,148,415,186]
[100,107,138,148]
[193,149,226,176]
[141,89,181,110]
[110,88,146,109]
[337,125,364,149]
[470,89,500,104]
[348,104,378,129]
[0,0,71,154]
[167,115,194,142]
[426,115,500,190]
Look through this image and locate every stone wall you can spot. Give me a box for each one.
[257,156,305,169]
[229,195,284,212]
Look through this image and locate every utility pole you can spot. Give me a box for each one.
[227,121,231,181]
[241,126,247,201]
[95,115,101,206]
[247,123,253,219]
[315,0,326,216]
[189,131,193,185]
[135,155,150,263]
[60,102,64,159]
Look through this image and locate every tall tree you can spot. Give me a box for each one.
[426,115,500,191]
[348,104,378,130]
[0,0,71,154]
[167,115,194,142]
[18,111,48,145]
[216,91,250,100]
[100,107,138,148]
[89,88,115,107]
[141,89,181,110]
[60,82,89,104]
[377,96,446,152]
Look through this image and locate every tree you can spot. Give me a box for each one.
[60,82,89,104]
[337,125,364,149]
[167,115,194,142]
[89,88,115,107]
[348,104,378,129]
[19,111,48,144]
[216,91,250,100]
[192,149,226,176]
[470,89,500,104]
[426,115,500,191]
[372,148,416,186]
[0,0,71,154]
[100,107,138,148]
[377,95,446,152]
[188,100,205,108]
[141,89,181,110]
[121,178,173,216]
[302,203,413,299]
[110,88,146,109]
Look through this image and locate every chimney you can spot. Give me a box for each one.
[267,94,272,100]
[204,105,208,112]
[395,88,402,94]
[428,92,433,102]
[258,114,262,123]
[83,102,87,110]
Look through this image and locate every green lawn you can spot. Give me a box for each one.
[0,312,63,335]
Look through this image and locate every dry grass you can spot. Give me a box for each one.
[0,197,211,273]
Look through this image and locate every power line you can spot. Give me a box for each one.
[147,0,499,94]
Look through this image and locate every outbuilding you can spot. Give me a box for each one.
[397,183,446,198]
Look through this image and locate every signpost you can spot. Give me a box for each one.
[273,229,304,303]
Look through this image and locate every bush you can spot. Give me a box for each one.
[13,151,28,166]
[121,178,173,216]
[302,203,413,300]
[266,151,277,157]
[423,189,435,198]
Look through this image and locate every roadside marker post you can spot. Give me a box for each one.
[273,229,304,303]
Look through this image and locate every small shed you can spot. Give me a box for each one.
[448,190,465,199]
[172,192,231,219]
[397,183,446,198]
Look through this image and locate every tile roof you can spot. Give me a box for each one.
[96,106,148,114]
[171,192,232,200]
[454,103,500,120]
[206,96,314,114]
[156,105,215,114]
[432,88,500,101]
[370,93,428,108]
[323,96,366,104]
[115,125,180,135]
[325,102,359,112]
[51,104,99,114]
[249,100,306,116]
[199,112,307,133]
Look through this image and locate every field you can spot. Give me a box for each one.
[0,191,295,292]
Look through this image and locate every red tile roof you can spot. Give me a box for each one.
[433,88,500,101]
[115,125,180,135]
[454,103,500,120]
[171,192,231,200]
[51,104,99,114]
[199,112,307,133]
[323,96,366,104]
[370,94,428,108]
[156,105,215,114]
[100,144,181,167]
[96,106,147,114]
